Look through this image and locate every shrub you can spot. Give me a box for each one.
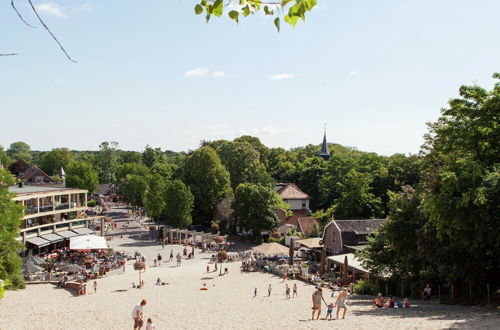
[353,280,378,295]
[210,222,219,233]
[0,285,4,299]
[87,200,97,208]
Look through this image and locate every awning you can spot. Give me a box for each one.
[297,238,323,249]
[70,235,108,250]
[40,233,64,243]
[252,242,290,256]
[72,228,94,235]
[326,253,390,278]
[26,237,51,247]
[57,230,79,238]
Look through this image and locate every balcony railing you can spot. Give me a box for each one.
[55,203,69,210]
[39,205,54,212]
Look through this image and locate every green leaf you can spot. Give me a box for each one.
[229,10,239,24]
[206,13,211,23]
[242,6,251,17]
[284,14,299,27]
[274,17,280,32]
[194,4,203,15]
[201,0,207,5]
[213,0,223,17]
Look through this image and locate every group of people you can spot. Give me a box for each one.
[311,287,350,320]
[131,299,154,330]
[372,293,410,308]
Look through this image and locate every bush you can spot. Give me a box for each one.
[5,275,25,290]
[353,280,378,295]
[87,200,97,208]
[268,236,285,244]
[0,285,4,299]
[210,222,219,233]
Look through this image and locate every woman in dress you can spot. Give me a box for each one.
[335,288,349,319]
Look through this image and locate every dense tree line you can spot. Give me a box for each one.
[0,74,498,300]
[360,74,500,302]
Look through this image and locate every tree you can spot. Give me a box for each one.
[182,147,231,225]
[332,169,383,219]
[142,145,166,168]
[39,148,74,175]
[193,0,318,32]
[162,180,194,228]
[296,156,327,210]
[0,145,12,168]
[419,74,500,286]
[143,174,166,221]
[95,141,119,183]
[231,183,282,239]
[0,168,24,288]
[7,141,31,162]
[218,141,272,188]
[65,161,99,193]
[121,174,148,207]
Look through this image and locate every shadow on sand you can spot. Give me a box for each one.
[349,295,498,329]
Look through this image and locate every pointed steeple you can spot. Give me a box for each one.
[318,125,330,160]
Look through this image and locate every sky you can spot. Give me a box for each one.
[1,0,499,155]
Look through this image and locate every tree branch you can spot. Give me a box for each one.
[27,0,78,63]
[0,53,18,56]
[11,0,36,28]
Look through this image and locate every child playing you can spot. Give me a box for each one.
[326,303,334,320]
[146,318,155,330]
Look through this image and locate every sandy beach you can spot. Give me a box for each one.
[1,215,498,330]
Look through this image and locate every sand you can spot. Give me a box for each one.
[1,217,498,329]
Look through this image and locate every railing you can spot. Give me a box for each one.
[55,203,69,210]
[39,205,54,212]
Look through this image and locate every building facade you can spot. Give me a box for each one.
[8,184,100,248]
[322,219,387,255]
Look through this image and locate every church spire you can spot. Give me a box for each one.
[318,124,330,160]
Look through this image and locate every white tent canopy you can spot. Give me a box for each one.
[70,235,108,250]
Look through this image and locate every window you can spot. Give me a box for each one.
[301,200,306,209]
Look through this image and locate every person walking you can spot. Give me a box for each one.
[131,299,147,330]
[176,253,182,267]
[157,253,162,266]
[311,287,327,320]
[422,284,432,304]
[268,284,272,297]
[285,284,291,300]
[169,250,173,262]
[335,288,349,320]
[93,281,97,293]
[254,287,257,298]
[293,283,298,297]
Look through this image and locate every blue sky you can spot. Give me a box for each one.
[1,0,498,155]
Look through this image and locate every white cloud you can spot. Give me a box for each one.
[185,67,209,77]
[269,73,295,80]
[35,3,66,18]
[212,71,226,78]
[202,124,289,139]
[349,70,361,76]
[73,3,99,13]
[54,77,65,84]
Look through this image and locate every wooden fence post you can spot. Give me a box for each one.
[487,284,490,305]
[469,283,472,301]
[451,284,454,304]
[438,286,441,302]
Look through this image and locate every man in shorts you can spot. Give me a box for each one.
[132,299,147,330]
[311,287,327,320]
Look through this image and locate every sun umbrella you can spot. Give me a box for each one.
[319,249,326,277]
[252,242,289,256]
[342,254,349,284]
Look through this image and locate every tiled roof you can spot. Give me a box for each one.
[283,209,310,226]
[335,219,387,235]
[21,165,54,183]
[274,183,310,200]
[297,217,320,236]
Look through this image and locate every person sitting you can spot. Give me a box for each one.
[395,298,403,309]
[372,293,384,308]
[384,296,395,308]
[403,298,410,308]
[156,277,162,286]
